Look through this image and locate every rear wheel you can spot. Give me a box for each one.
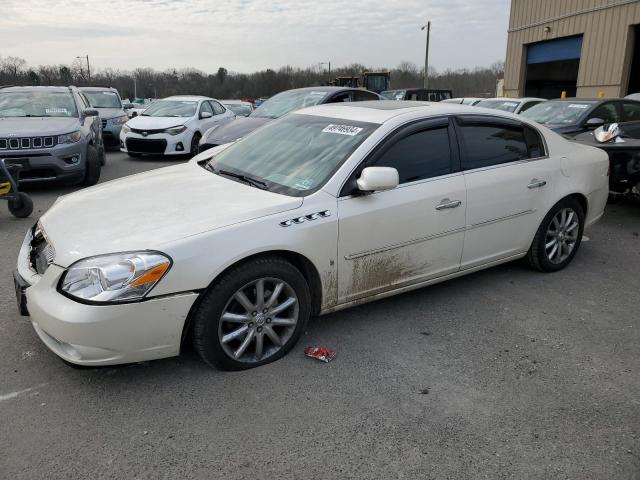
[192,257,311,370]
[190,132,201,157]
[99,144,106,166]
[8,192,33,218]
[526,197,585,272]
[82,145,101,186]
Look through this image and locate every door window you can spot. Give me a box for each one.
[372,127,452,184]
[622,102,640,121]
[200,101,214,117]
[353,90,379,101]
[211,101,226,115]
[590,102,619,123]
[457,120,529,170]
[329,92,352,103]
[519,101,542,113]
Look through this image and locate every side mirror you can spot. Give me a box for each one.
[585,117,605,129]
[200,111,213,119]
[122,103,135,109]
[83,108,99,117]
[356,167,399,193]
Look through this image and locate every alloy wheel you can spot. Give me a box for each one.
[218,277,299,363]
[545,207,579,264]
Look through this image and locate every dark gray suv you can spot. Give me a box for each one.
[0,86,104,186]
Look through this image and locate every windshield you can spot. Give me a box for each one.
[0,91,78,118]
[226,104,252,116]
[250,90,329,119]
[381,90,405,100]
[207,114,378,196]
[142,100,196,117]
[521,101,595,125]
[476,99,520,113]
[82,90,121,108]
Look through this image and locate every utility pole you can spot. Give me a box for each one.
[421,21,430,89]
[76,55,90,82]
[133,75,137,99]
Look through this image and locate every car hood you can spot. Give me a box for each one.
[201,116,271,145]
[94,108,126,120]
[41,161,303,267]
[0,117,80,136]
[127,115,192,130]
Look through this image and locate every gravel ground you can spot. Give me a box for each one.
[1,151,639,479]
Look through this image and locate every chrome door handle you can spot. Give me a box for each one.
[435,199,462,210]
[527,179,547,189]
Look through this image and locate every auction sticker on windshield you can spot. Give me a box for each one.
[568,104,590,109]
[322,124,363,136]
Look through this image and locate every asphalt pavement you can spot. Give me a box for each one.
[1,151,639,479]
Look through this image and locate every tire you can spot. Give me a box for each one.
[526,197,585,272]
[82,145,101,186]
[99,144,106,166]
[189,132,201,158]
[8,192,33,218]
[192,257,311,370]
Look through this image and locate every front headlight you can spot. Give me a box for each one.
[59,251,171,303]
[58,131,82,144]
[165,125,187,136]
[108,115,129,126]
[121,124,131,134]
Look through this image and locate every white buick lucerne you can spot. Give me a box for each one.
[15,101,609,370]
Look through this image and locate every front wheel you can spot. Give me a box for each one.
[192,257,311,370]
[526,197,585,272]
[189,132,201,158]
[82,145,101,186]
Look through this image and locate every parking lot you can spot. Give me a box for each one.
[0,151,638,479]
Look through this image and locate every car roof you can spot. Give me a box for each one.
[163,95,212,102]
[0,85,73,93]
[284,86,366,94]
[79,86,117,91]
[478,97,545,103]
[221,100,251,104]
[296,100,509,124]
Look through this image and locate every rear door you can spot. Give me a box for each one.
[337,117,467,303]
[455,115,558,269]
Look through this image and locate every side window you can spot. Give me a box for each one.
[622,102,640,121]
[329,92,352,103]
[373,127,452,184]
[457,121,529,170]
[523,126,545,158]
[211,101,226,115]
[519,101,542,113]
[353,90,379,101]
[200,101,213,117]
[590,102,619,123]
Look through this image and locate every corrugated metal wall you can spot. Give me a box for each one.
[504,0,640,97]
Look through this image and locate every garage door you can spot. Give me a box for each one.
[525,35,583,99]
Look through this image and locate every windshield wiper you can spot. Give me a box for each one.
[216,168,268,190]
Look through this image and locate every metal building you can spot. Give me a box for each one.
[504,0,640,99]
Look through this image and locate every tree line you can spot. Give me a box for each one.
[0,55,504,100]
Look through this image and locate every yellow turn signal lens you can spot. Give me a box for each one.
[0,182,11,195]
[130,262,170,287]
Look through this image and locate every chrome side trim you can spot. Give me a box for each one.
[279,210,331,227]
[344,226,466,260]
[344,209,535,260]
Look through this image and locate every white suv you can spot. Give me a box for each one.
[120,95,235,157]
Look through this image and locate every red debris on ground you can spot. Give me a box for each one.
[304,346,336,363]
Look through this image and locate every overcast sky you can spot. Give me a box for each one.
[0,0,510,74]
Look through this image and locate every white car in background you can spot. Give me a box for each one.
[15,101,609,370]
[475,97,546,114]
[120,95,235,157]
[222,100,253,117]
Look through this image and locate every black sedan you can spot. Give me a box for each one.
[198,86,380,152]
[572,121,640,195]
[521,98,640,137]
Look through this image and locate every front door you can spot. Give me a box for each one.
[337,118,467,304]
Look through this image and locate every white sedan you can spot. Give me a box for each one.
[15,102,609,370]
[120,95,235,157]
